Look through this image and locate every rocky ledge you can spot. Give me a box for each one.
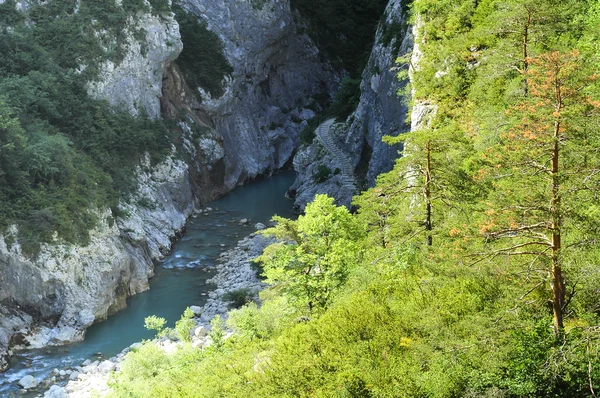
[196,227,274,325]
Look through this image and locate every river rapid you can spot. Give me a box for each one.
[0,171,297,396]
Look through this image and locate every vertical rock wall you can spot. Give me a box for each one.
[87,11,183,119]
[290,0,412,210]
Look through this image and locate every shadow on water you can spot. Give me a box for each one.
[0,171,297,395]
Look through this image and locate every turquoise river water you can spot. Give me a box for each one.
[0,171,297,396]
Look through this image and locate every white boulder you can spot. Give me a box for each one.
[18,375,38,389]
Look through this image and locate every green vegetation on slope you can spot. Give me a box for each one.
[0,0,174,255]
[172,4,233,98]
[110,0,600,396]
[291,0,389,78]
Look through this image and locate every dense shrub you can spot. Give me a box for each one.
[172,5,233,98]
[327,77,361,120]
[311,164,332,183]
[290,0,389,78]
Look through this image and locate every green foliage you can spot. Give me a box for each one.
[258,195,366,312]
[144,315,167,337]
[250,0,269,10]
[175,308,195,342]
[209,315,225,350]
[0,0,173,255]
[0,0,24,26]
[147,0,171,13]
[327,77,362,120]
[310,164,332,183]
[172,6,233,98]
[144,316,166,331]
[299,116,322,145]
[380,20,407,48]
[291,0,389,78]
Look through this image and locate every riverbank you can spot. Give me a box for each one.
[30,230,276,397]
[1,172,296,396]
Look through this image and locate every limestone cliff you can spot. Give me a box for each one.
[87,10,183,119]
[0,2,191,372]
[291,0,412,210]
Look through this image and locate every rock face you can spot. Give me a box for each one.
[291,0,412,210]
[0,152,195,368]
[198,232,275,324]
[0,4,194,364]
[88,9,183,119]
[179,0,339,188]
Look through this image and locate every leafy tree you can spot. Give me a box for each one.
[355,119,475,248]
[175,308,195,342]
[477,0,587,97]
[258,195,365,312]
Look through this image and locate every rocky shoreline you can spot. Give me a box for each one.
[14,227,275,397]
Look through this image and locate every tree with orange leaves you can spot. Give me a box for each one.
[477,50,600,337]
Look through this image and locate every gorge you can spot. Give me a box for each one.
[3,0,597,396]
[0,0,407,393]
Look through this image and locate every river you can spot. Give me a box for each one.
[0,171,297,396]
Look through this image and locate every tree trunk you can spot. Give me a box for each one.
[551,116,565,336]
[522,7,531,97]
[425,141,433,246]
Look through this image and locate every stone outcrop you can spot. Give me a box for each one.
[291,120,359,209]
[87,8,183,119]
[291,0,412,210]
[198,232,275,324]
[0,153,195,370]
[178,0,340,188]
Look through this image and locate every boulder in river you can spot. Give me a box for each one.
[18,375,39,389]
[98,360,115,373]
[254,223,266,230]
[44,385,67,398]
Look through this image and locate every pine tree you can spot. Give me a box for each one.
[476,50,600,335]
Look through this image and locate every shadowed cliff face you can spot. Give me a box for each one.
[291,0,412,210]
[177,0,340,188]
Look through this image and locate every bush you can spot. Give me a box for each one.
[290,0,389,78]
[0,2,173,255]
[222,288,255,309]
[175,308,195,342]
[173,6,233,98]
[311,164,332,183]
[144,315,167,337]
[327,78,361,120]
